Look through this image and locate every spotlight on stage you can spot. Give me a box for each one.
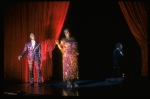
[4,92,17,95]
[122,73,124,78]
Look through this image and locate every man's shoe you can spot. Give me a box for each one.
[38,83,43,86]
[30,82,34,86]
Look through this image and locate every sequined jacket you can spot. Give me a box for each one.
[20,41,41,63]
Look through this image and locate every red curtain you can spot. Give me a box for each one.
[4,1,70,82]
[118,1,148,78]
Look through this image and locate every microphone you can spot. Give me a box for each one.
[120,51,124,56]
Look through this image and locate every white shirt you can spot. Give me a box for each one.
[31,40,35,49]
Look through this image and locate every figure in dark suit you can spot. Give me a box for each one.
[113,43,124,77]
[18,33,42,85]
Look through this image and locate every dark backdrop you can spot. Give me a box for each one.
[52,1,141,81]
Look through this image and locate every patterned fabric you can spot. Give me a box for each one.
[61,38,79,81]
[28,60,42,83]
[20,41,41,63]
[20,41,42,83]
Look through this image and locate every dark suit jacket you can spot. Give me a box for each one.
[113,49,123,68]
[20,41,41,63]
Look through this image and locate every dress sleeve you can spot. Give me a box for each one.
[59,39,64,53]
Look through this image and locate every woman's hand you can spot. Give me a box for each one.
[55,40,59,45]
[76,53,79,56]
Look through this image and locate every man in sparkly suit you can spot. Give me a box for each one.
[18,33,42,85]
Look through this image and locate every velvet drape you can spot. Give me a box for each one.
[4,1,70,82]
[118,1,148,78]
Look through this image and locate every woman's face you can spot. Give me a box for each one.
[64,30,70,38]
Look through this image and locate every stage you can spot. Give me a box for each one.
[4,76,148,96]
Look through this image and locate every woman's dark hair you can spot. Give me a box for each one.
[64,28,70,33]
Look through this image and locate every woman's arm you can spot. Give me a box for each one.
[55,40,64,53]
[72,42,79,56]
[76,43,79,56]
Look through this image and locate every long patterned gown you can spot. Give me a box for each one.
[61,38,79,81]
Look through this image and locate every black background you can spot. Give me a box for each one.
[52,1,141,81]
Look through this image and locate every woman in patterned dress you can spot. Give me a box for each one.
[55,29,79,88]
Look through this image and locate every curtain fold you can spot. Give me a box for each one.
[4,1,70,82]
[118,1,148,78]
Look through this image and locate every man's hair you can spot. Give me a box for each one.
[30,33,36,38]
[116,43,121,48]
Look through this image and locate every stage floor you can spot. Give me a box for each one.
[4,77,148,96]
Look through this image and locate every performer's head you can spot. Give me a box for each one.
[64,28,70,39]
[116,43,123,50]
[30,33,35,40]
